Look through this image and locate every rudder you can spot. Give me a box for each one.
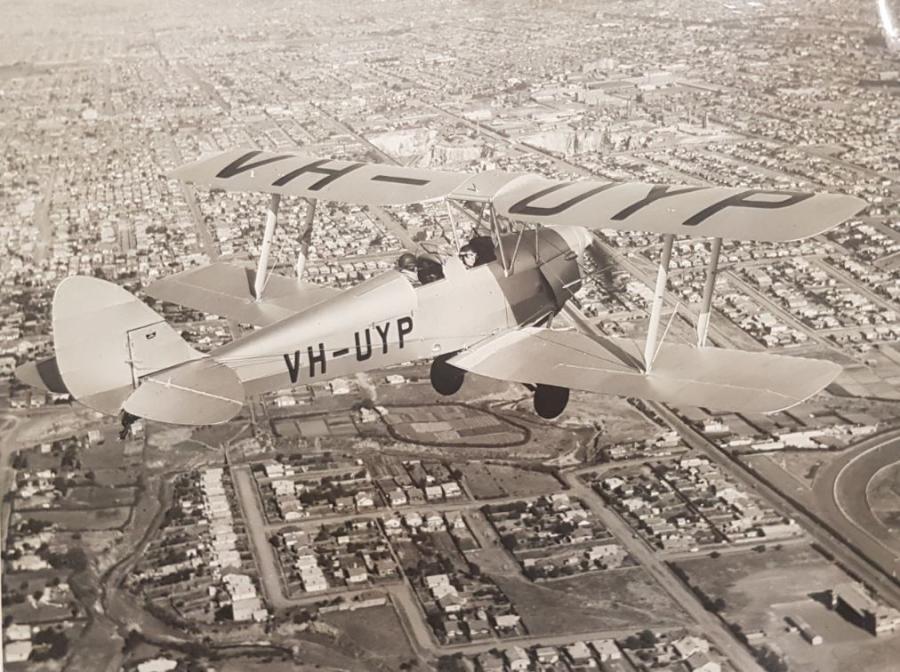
[52,275,205,417]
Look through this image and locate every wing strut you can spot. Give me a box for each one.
[561,302,645,371]
[644,233,674,372]
[697,237,722,347]
[445,200,462,253]
[255,193,281,300]
[295,198,317,279]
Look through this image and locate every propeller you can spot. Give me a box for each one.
[580,233,623,295]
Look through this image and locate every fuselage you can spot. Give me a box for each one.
[210,226,589,396]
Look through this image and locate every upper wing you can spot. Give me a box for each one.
[171,149,865,241]
[492,175,866,242]
[449,327,841,414]
[170,148,469,206]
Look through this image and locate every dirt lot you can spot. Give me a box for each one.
[493,567,685,636]
[675,544,900,672]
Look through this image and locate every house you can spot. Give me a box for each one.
[344,562,368,584]
[565,641,595,666]
[439,591,465,613]
[536,647,559,664]
[493,613,521,630]
[12,554,49,571]
[442,481,462,498]
[425,512,445,531]
[478,651,506,672]
[506,645,531,671]
[467,618,491,638]
[5,624,32,641]
[4,640,32,663]
[686,652,721,672]
[673,636,710,660]
[136,658,178,672]
[355,491,375,509]
[590,639,622,662]
[443,619,465,640]
[426,574,452,590]
[232,596,263,621]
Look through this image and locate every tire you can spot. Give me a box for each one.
[430,354,464,396]
[533,384,569,419]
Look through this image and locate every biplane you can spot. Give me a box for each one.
[16,148,866,429]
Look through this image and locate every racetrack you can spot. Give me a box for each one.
[813,429,900,579]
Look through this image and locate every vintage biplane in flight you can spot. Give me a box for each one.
[17,148,866,429]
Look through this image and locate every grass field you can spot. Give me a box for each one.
[321,605,418,670]
[64,485,138,508]
[456,462,563,499]
[493,567,684,636]
[385,404,528,447]
[868,462,900,529]
[20,506,132,530]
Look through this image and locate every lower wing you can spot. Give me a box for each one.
[449,327,840,414]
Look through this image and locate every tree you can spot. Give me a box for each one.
[122,628,143,653]
[757,645,789,672]
[638,628,657,648]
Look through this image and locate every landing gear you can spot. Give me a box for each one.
[430,354,465,396]
[533,384,569,419]
[119,410,140,440]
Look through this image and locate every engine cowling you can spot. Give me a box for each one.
[533,384,569,419]
[430,354,465,396]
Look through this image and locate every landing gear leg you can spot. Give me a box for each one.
[119,410,140,440]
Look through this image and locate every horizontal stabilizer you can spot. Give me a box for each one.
[124,357,244,425]
[450,328,841,414]
[145,262,338,326]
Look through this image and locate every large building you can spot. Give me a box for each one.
[831,582,900,636]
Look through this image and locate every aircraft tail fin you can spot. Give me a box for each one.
[52,276,243,424]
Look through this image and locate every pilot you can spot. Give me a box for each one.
[416,255,444,284]
[468,235,496,265]
[460,244,478,269]
[397,252,420,285]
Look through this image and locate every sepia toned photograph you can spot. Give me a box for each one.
[1,1,899,671]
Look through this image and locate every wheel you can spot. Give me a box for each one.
[533,384,569,419]
[430,354,464,396]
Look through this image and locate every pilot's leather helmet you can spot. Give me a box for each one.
[397,253,418,272]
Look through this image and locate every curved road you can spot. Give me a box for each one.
[816,430,900,577]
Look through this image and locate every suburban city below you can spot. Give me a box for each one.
[1,1,900,672]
